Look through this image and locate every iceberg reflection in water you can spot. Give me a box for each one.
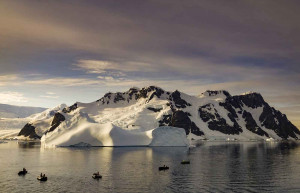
[0,141,299,192]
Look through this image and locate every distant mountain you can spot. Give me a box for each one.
[0,103,46,118]
[18,86,300,146]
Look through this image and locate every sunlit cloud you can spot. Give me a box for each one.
[25,78,101,87]
[40,95,59,99]
[97,76,119,81]
[0,75,20,86]
[40,91,59,99]
[46,92,56,95]
[0,91,28,103]
[74,59,156,75]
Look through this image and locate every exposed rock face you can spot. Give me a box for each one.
[236,93,265,108]
[138,86,165,102]
[48,113,65,133]
[205,90,231,97]
[96,86,165,105]
[159,110,204,136]
[242,111,269,137]
[169,90,191,108]
[62,103,78,113]
[218,95,268,136]
[260,105,300,139]
[114,93,125,103]
[127,87,139,101]
[18,123,40,139]
[199,103,242,135]
[216,92,300,139]
[170,111,192,135]
[147,107,163,112]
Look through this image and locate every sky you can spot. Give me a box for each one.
[0,0,299,128]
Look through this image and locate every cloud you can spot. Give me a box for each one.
[40,95,59,99]
[0,75,19,86]
[73,59,155,76]
[46,92,56,95]
[74,60,115,74]
[2,0,300,68]
[0,1,299,128]
[40,91,59,99]
[0,91,28,103]
[97,76,118,81]
[25,78,101,87]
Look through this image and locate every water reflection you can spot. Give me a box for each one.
[0,141,299,192]
[18,141,40,148]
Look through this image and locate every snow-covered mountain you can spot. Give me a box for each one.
[0,103,46,118]
[18,86,300,147]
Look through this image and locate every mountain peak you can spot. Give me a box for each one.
[200,90,231,98]
[233,92,265,108]
[129,87,140,91]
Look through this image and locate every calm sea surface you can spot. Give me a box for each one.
[0,141,299,193]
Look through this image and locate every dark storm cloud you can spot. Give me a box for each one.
[2,0,300,64]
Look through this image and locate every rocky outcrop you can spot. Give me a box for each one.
[169,90,191,108]
[205,90,231,97]
[260,105,300,139]
[96,86,165,105]
[219,95,268,136]
[199,103,242,135]
[114,93,125,103]
[242,111,269,137]
[18,123,40,139]
[62,103,78,113]
[147,107,163,112]
[137,86,165,102]
[159,110,204,136]
[48,113,65,133]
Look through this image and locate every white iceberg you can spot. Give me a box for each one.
[41,124,189,148]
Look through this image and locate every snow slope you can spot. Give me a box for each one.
[0,103,48,139]
[0,104,66,140]
[0,129,20,140]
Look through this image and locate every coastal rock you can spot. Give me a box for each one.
[18,123,40,139]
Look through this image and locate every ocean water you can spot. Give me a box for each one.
[0,141,299,193]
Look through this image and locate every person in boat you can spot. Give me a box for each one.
[43,174,46,178]
[40,173,43,177]
[23,168,26,172]
[97,171,99,175]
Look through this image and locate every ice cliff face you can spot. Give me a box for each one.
[18,86,300,146]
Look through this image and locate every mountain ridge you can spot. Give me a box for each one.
[18,86,300,146]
